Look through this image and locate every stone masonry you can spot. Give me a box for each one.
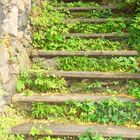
[0,0,31,111]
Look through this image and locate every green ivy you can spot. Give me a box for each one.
[32,99,140,126]
[57,56,140,72]
[16,70,67,93]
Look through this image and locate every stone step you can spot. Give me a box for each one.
[65,33,129,39]
[12,94,137,104]
[11,123,140,138]
[30,70,140,80]
[66,18,130,23]
[61,0,99,2]
[30,50,138,58]
[57,6,118,12]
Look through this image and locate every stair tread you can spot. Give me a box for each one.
[65,33,129,39]
[31,50,138,58]
[57,5,118,12]
[12,94,138,103]
[11,123,140,138]
[32,71,140,80]
[66,18,130,23]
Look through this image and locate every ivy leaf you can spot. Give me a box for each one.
[16,80,25,92]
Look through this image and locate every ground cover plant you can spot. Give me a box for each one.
[31,99,140,126]
[69,18,127,33]
[79,129,123,140]
[16,70,68,93]
[57,56,140,72]
[35,38,129,51]
[128,5,140,51]
[61,1,99,7]
[31,2,119,51]
[71,9,113,18]
[29,127,137,140]
[31,1,69,50]
[29,127,139,140]
[69,80,140,98]
[31,0,140,52]
[0,106,26,140]
[16,68,140,98]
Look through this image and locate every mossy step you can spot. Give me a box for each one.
[65,33,129,39]
[38,71,140,80]
[57,6,118,12]
[60,0,98,3]
[12,94,138,104]
[31,50,138,58]
[11,123,140,138]
[66,18,130,23]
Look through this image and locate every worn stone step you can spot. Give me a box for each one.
[11,123,140,138]
[30,50,138,58]
[66,18,130,23]
[61,0,99,2]
[29,70,140,80]
[57,6,118,12]
[12,94,137,104]
[65,33,129,39]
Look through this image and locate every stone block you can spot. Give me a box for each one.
[0,64,10,84]
[2,5,18,37]
[17,0,25,12]
[0,46,10,67]
[18,10,28,31]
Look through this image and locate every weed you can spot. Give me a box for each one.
[16,70,67,93]
[31,99,140,126]
[57,56,139,72]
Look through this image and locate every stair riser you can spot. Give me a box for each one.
[32,56,139,73]
[18,135,75,140]
[65,33,129,39]
[31,51,138,58]
[66,18,130,24]
[11,123,140,138]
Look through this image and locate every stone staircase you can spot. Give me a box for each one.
[10,0,140,139]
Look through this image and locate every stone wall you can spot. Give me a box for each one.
[0,0,31,110]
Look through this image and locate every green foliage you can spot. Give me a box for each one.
[79,129,105,140]
[31,99,140,126]
[0,106,25,140]
[57,56,139,72]
[31,1,68,49]
[127,80,140,98]
[129,14,140,51]
[70,80,140,98]
[16,70,67,93]
[32,102,66,119]
[31,1,131,51]
[41,38,128,51]
[64,1,99,7]
[40,136,62,140]
[79,129,123,140]
[72,9,113,18]
[30,126,40,136]
[69,18,127,33]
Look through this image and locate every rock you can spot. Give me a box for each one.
[2,75,17,93]
[32,58,57,69]
[17,46,30,70]
[0,7,5,21]
[0,0,9,5]
[0,64,10,84]
[24,0,31,9]
[18,10,28,31]
[17,0,25,12]
[10,63,20,75]
[2,5,18,36]
[18,31,24,39]
[0,46,10,67]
